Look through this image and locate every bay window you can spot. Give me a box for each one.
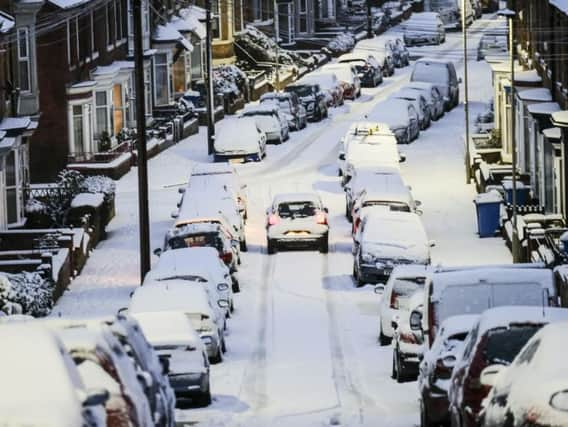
[17,27,31,92]
[153,53,171,106]
[95,90,113,140]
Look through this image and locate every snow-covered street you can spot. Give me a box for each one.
[52,16,512,427]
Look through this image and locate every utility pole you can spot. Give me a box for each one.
[205,0,215,155]
[133,0,150,279]
[274,0,280,91]
[366,0,373,39]
[462,0,472,183]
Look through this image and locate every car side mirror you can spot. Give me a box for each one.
[338,151,346,161]
[153,248,162,257]
[391,314,400,330]
[374,284,385,295]
[171,210,179,219]
[415,200,422,207]
[178,187,186,194]
[118,307,128,315]
[158,356,170,375]
[409,309,422,331]
[218,299,230,309]
[242,184,248,190]
[429,240,436,248]
[480,364,505,387]
[137,371,153,389]
[217,283,230,292]
[323,207,329,213]
[81,388,109,408]
[399,154,407,163]
[458,77,463,84]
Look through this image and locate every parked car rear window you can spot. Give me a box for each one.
[167,233,222,252]
[286,86,313,98]
[412,63,449,85]
[278,201,317,218]
[483,325,541,366]
[392,277,426,310]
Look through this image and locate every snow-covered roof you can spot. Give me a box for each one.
[152,23,193,51]
[0,117,32,132]
[551,110,568,127]
[70,193,104,208]
[392,88,424,102]
[475,306,568,337]
[0,324,85,427]
[48,0,91,9]
[438,314,479,338]
[517,87,552,102]
[132,311,201,347]
[178,7,206,39]
[543,127,561,140]
[338,52,369,62]
[322,63,355,84]
[242,104,279,115]
[528,102,561,116]
[514,69,542,84]
[130,282,212,315]
[147,247,223,282]
[550,0,568,14]
[358,175,411,205]
[167,222,223,238]
[77,359,121,395]
[0,11,14,34]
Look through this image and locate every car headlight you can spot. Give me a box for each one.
[550,390,568,411]
[361,252,376,263]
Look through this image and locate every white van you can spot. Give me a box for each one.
[128,282,228,363]
[410,266,558,349]
[0,324,108,427]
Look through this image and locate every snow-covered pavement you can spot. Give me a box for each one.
[53,16,511,427]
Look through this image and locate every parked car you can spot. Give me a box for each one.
[241,104,289,144]
[448,306,568,427]
[338,52,383,87]
[477,33,508,61]
[418,314,480,427]
[0,324,108,427]
[343,165,402,221]
[480,321,568,427]
[390,88,431,129]
[266,192,329,254]
[300,72,344,107]
[322,63,362,100]
[409,265,558,350]
[403,12,446,46]
[353,210,432,286]
[372,50,396,77]
[370,98,421,143]
[213,116,267,162]
[284,83,328,122]
[128,282,228,364]
[411,58,461,110]
[133,311,212,407]
[391,289,426,382]
[385,39,410,68]
[375,264,432,345]
[54,324,155,427]
[405,82,445,121]
[259,91,308,130]
[189,162,248,221]
[145,246,235,314]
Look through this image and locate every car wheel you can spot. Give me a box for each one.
[210,346,223,364]
[378,325,392,346]
[221,335,227,353]
[240,238,248,252]
[420,399,433,427]
[319,236,329,254]
[395,348,405,383]
[324,108,329,119]
[391,351,397,380]
[194,389,212,407]
[267,239,277,255]
[231,276,240,293]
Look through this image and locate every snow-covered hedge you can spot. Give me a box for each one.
[214,65,248,98]
[81,175,116,201]
[325,33,356,55]
[0,272,53,316]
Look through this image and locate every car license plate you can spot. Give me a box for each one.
[229,158,244,164]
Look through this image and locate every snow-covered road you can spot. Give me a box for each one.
[53,16,511,427]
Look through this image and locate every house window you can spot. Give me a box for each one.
[72,105,84,153]
[90,12,96,56]
[279,3,295,44]
[127,0,150,54]
[95,91,113,139]
[234,0,243,33]
[5,150,17,224]
[115,0,123,41]
[253,0,262,20]
[67,18,78,66]
[191,42,203,80]
[144,65,152,114]
[79,14,91,61]
[212,0,221,39]
[298,0,309,33]
[154,53,171,106]
[107,1,116,48]
[17,27,31,92]
[173,53,189,94]
[113,83,126,134]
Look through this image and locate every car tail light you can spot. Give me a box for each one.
[268,214,280,226]
[399,332,417,344]
[221,252,233,264]
[315,212,327,225]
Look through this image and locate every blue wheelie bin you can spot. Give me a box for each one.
[502,180,530,205]
[474,191,503,238]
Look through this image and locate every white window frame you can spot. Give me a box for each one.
[153,52,172,106]
[106,1,115,50]
[68,100,94,156]
[116,0,123,43]
[212,0,222,40]
[94,89,114,140]
[17,27,31,93]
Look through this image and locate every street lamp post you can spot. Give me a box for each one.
[274,0,280,91]
[462,0,472,184]
[205,0,215,155]
[499,7,520,262]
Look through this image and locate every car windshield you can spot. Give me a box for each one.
[278,201,317,218]
[483,325,542,365]
[286,86,313,97]
[412,63,449,84]
[166,233,222,251]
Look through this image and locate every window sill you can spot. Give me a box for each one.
[92,52,99,60]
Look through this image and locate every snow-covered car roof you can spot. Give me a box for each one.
[358,177,412,205]
[389,264,433,280]
[0,324,86,427]
[474,306,568,338]
[338,52,370,63]
[393,88,425,102]
[242,104,279,116]
[347,121,393,136]
[214,117,263,154]
[369,99,413,129]
[132,311,202,348]
[415,58,453,66]
[406,81,437,92]
[321,63,355,83]
[130,282,213,315]
[190,162,237,177]
[430,267,555,302]
[301,72,338,87]
[260,91,295,102]
[346,140,401,168]
[272,192,322,206]
[362,211,428,246]
[167,223,226,241]
[147,247,226,282]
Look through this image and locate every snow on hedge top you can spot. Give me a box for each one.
[430,267,555,302]
[0,324,85,426]
[133,311,201,347]
[71,192,104,208]
[475,306,568,337]
[130,282,211,315]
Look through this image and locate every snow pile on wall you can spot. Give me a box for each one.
[0,272,53,316]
